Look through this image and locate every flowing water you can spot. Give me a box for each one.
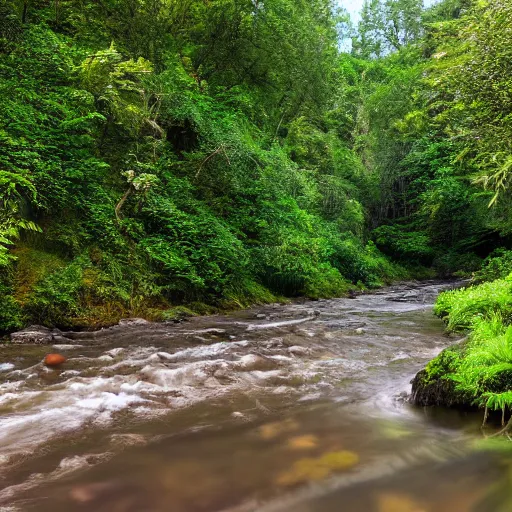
[1,281,512,511]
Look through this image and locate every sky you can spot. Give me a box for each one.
[338,0,365,22]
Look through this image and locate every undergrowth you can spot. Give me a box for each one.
[429,273,512,433]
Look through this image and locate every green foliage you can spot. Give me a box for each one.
[26,256,88,327]
[473,250,512,285]
[0,0,411,331]
[425,0,512,208]
[355,0,424,58]
[447,317,512,411]
[434,278,512,332]
[423,346,462,385]
[0,171,41,265]
[5,0,511,334]
[78,44,155,135]
[0,284,23,333]
[432,251,482,279]
[373,224,434,264]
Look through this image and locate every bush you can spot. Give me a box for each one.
[329,237,405,288]
[473,250,512,284]
[25,257,88,327]
[448,316,512,413]
[434,277,512,332]
[432,251,482,278]
[372,225,435,265]
[0,289,23,333]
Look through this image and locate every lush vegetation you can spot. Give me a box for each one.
[0,0,404,331]
[2,0,512,334]
[418,252,512,429]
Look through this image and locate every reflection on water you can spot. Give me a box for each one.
[1,281,512,511]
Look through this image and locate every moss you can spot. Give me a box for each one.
[12,247,66,305]
[158,306,199,322]
[411,343,469,407]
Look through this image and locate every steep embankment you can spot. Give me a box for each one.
[0,4,405,333]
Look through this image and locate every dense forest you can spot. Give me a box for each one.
[1,0,512,336]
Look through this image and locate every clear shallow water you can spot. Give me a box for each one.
[1,281,512,511]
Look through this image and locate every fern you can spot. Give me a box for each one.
[483,391,512,412]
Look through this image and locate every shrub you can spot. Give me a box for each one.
[473,250,512,284]
[372,225,435,265]
[434,277,512,332]
[0,289,23,333]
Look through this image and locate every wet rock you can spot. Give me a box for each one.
[237,354,277,371]
[259,418,299,440]
[10,325,53,344]
[52,344,82,350]
[276,450,359,486]
[286,435,319,450]
[410,368,464,407]
[118,318,150,327]
[288,345,309,356]
[44,354,67,367]
[377,492,426,512]
[52,334,75,344]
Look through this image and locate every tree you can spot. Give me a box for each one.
[355,0,423,58]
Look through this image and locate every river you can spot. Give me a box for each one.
[1,281,511,511]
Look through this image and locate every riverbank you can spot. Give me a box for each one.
[1,263,438,341]
[411,272,512,431]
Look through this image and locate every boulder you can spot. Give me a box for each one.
[410,369,463,407]
[410,338,470,408]
[10,325,53,345]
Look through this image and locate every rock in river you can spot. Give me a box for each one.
[44,354,67,367]
[10,325,53,344]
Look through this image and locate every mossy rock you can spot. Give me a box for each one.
[410,341,470,408]
[159,306,199,322]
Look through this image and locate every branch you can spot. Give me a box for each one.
[195,145,231,178]
[115,187,132,221]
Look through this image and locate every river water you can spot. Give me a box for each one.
[1,281,512,511]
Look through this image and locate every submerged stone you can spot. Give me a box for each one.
[286,435,319,450]
[276,450,359,486]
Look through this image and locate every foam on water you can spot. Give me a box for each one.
[0,338,316,465]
